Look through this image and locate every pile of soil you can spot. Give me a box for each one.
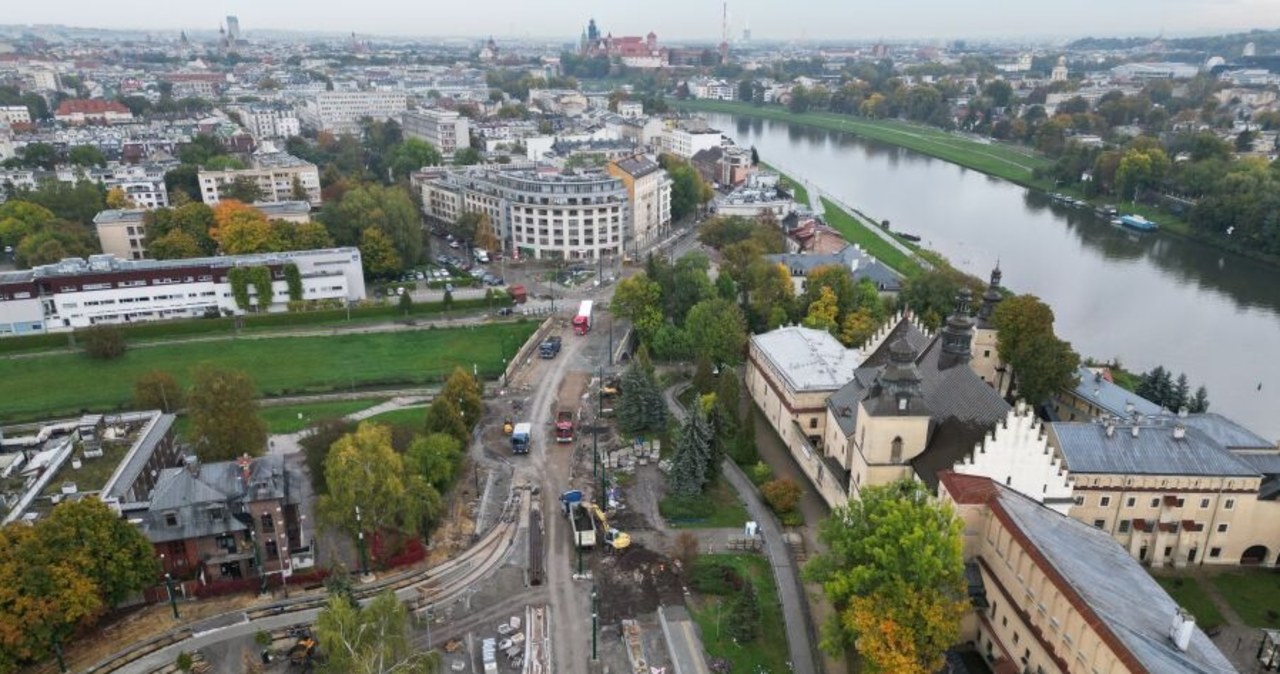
[593,545,686,624]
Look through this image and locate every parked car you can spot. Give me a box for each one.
[449,240,461,249]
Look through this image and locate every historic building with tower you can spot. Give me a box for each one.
[579,19,668,69]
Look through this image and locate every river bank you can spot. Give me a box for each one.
[678,99,1280,271]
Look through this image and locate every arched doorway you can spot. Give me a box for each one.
[1241,545,1269,565]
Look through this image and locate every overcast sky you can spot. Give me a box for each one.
[5,0,1280,42]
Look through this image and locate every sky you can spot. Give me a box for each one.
[4,0,1280,42]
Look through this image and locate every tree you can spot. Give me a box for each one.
[1189,385,1210,413]
[67,145,106,168]
[839,308,880,348]
[1172,373,1191,411]
[611,273,664,344]
[398,290,413,315]
[134,369,184,413]
[301,419,357,495]
[145,202,216,255]
[211,200,271,254]
[804,480,967,670]
[389,138,443,180]
[726,580,761,643]
[105,187,132,209]
[359,227,402,278]
[37,498,159,610]
[667,405,714,496]
[761,478,802,515]
[439,367,484,432]
[803,286,840,333]
[660,154,712,220]
[148,229,205,259]
[684,298,747,366]
[424,396,469,445]
[82,324,127,360]
[406,433,463,492]
[454,147,481,166]
[616,361,666,435]
[319,423,439,542]
[321,184,421,266]
[186,365,267,461]
[222,175,264,203]
[992,295,1080,403]
[691,355,716,395]
[16,142,58,169]
[313,590,441,674]
[747,261,794,331]
[291,176,310,202]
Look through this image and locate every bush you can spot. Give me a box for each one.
[761,478,801,515]
[748,461,773,486]
[176,652,194,672]
[689,558,745,595]
[254,630,272,647]
[659,494,715,522]
[83,324,127,359]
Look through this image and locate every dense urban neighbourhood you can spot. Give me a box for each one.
[0,14,1277,674]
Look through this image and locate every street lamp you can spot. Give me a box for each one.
[591,586,599,661]
[355,505,370,578]
[165,573,180,619]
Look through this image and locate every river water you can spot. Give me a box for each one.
[708,112,1280,441]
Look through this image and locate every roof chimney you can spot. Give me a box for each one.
[1105,422,1116,438]
[1125,401,1135,414]
[1173,424,1186,440]
[1178,406,1188,418]
[184,454,200,477]
[1131,425,1140,439]
[1169,608,1195,652]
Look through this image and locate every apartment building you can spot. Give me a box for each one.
[0,248,365,335]
[197,151,321,206]
[92,209,150,259]
[605,154,672,247]
[402,108,471,157]
[54,99,134,125]
[298,91,409,135]
[661,126,723,159]
[0,105,31,126]
[940,471,1236,674]
[420,167,628,260]
[230,104,302,139]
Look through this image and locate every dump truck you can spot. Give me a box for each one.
[555,410,574,443]
[481,638,498,674]
[538,336,561,359]
[511,422,532,454]
[572,300,593,335]
[509,284,528,304]
[560,490,596,548]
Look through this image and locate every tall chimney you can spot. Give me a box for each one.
[1131,425,1140,439]
[1173,424,1186,440]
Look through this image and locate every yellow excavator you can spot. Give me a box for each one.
[589,503,631,551]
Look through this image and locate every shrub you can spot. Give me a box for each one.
[659,494,714,522]
[254,630,272,647]
[176,652,194,672]
[761,478,801,515]
[83,324,127,359]
[689,558,745,595]
[748,461,773,486]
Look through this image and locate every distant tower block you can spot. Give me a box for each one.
[1243,41,1256,57]
[225,15,240,41]
[1051,55,1069,83]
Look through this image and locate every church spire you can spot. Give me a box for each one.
[877,338,924,412]
[939,287,976,370]
[978,264,1003,324]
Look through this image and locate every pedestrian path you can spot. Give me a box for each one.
[268,395,429,455]
[777,159,918,261]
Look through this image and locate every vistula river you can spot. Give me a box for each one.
[707,112,1280,441]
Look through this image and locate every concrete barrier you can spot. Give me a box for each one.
[502,316,558,385]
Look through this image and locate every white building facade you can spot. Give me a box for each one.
[402,108,471,157]
[231,105,302,140]
[299,91,409,135]
[662,127,722,159]
[198,152,321,206]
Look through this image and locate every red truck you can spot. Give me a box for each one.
[555,410,574,443]
[572,300,593,335]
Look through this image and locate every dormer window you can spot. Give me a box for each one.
[164,511,179,527]
[898,397,908,411]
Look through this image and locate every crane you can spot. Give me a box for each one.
[589,503,631,551]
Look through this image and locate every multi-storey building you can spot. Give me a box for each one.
[298,91,409,135]
[606,154,672,249]
[0,248,365,335]
[0,163,170,208]
[197,151,321,206]
[54,99,134,125]
[940,471,1236,674]
[92,209,151,260]
[0,105,31,126]
[661,126,723,159]
[230,104,301,140]
[420,167,628,260]
[401,108,471,157]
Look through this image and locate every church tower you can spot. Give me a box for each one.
[971,266,1006,389]
[938,288,976,370]
[856,338,932,475]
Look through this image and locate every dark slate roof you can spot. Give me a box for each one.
[1052,422,1261,477]
[763,244,903,292]
[142,455,298,544]
[1180,413,1274,450]
[611,154,661,179]
[1070,366,1163,419]
[1226,452,1280,476]
[825,317,1011,487]
[690,146,723,165]
[994,483,1237,674]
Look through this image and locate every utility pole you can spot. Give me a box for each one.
[355,505,370,578]
[591,585,599,661]
[164,573,180,619]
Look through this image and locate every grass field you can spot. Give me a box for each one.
[0,322,537,423]
[1153,574,1227,630]
[1212,571,1280,628]
[259,399,385,434]
[364,405,429,428]
[662,478,749,529]
[763,162,810,206]
[676,99,1052,187]
[820,197,923,277]
[690,554,790,674]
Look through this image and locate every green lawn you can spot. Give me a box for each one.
[661,478,749,529]
[676,99,1052,187]
[259,400,385,434]
[820,197,922,277]
[364,406,428,428]
[1153,574,1227,630]
[763,162,810,206]
[689,554,790,674]
[0,323,537,423]
[1211,571,1280,628]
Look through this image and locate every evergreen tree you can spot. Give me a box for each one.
[727,580,761,643]
[668,406,714,496]
[691,355,716,395]
[618,362,665,435]
[1190,386,1211,413]
[1153,368,1175,409]
[1172,373,1190,411]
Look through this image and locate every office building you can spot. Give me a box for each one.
[402,108,471,157]
[606,154,672,248]
[229,105,301,139]
[299,91,409,135]
[198,151,321,206]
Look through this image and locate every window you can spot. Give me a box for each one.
[983,350,991,357]
[1197,497,1210,508]
[1164,546,1173,559]
[1126,497,1136,508]
[265,540,279,560]
[260,512,275,532]
[1176,497,1186,507]
[809,418,818,429]
[1225,498,1236,510]
[1118,520,1131,533]
[1100,496,1111,507]
[1073,495,1085,506]
[890,437,903,464]
[1217,523,1229,533]
[164,512,179,527]
[1093,519,1106,529]
[1210,547,1222,558]
[1151,497,1160,508]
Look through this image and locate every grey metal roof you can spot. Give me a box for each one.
[610,155,661,179]
[995,484,1238,674]
[1231,452,1280,476]
[142,455,297,544]
[1180,413,1274,450]
[1052,422,1261,477]
[102,412,176,502]
[1069,366,1164,418]
[92,208,147,225]
[0,247,360,284]
[751,326,863,393]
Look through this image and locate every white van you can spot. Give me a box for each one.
[473,248,490,264]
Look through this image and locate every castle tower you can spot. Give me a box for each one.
[938,288,976,370]
[971,266,1006,389]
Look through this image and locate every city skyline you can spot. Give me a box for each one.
[2,0,1279,42]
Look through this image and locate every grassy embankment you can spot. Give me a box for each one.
[1153,575,1227,630]
[689,554,790,673]
[676,99,1052,187]
[0,322,537,423]
[762,161,809,206]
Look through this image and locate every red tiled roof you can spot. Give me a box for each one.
[938,470,999,504]
[56,99,130,116]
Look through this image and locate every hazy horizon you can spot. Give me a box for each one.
[3,1,1279,43]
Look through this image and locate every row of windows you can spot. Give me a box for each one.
[1075,494,1235,510]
